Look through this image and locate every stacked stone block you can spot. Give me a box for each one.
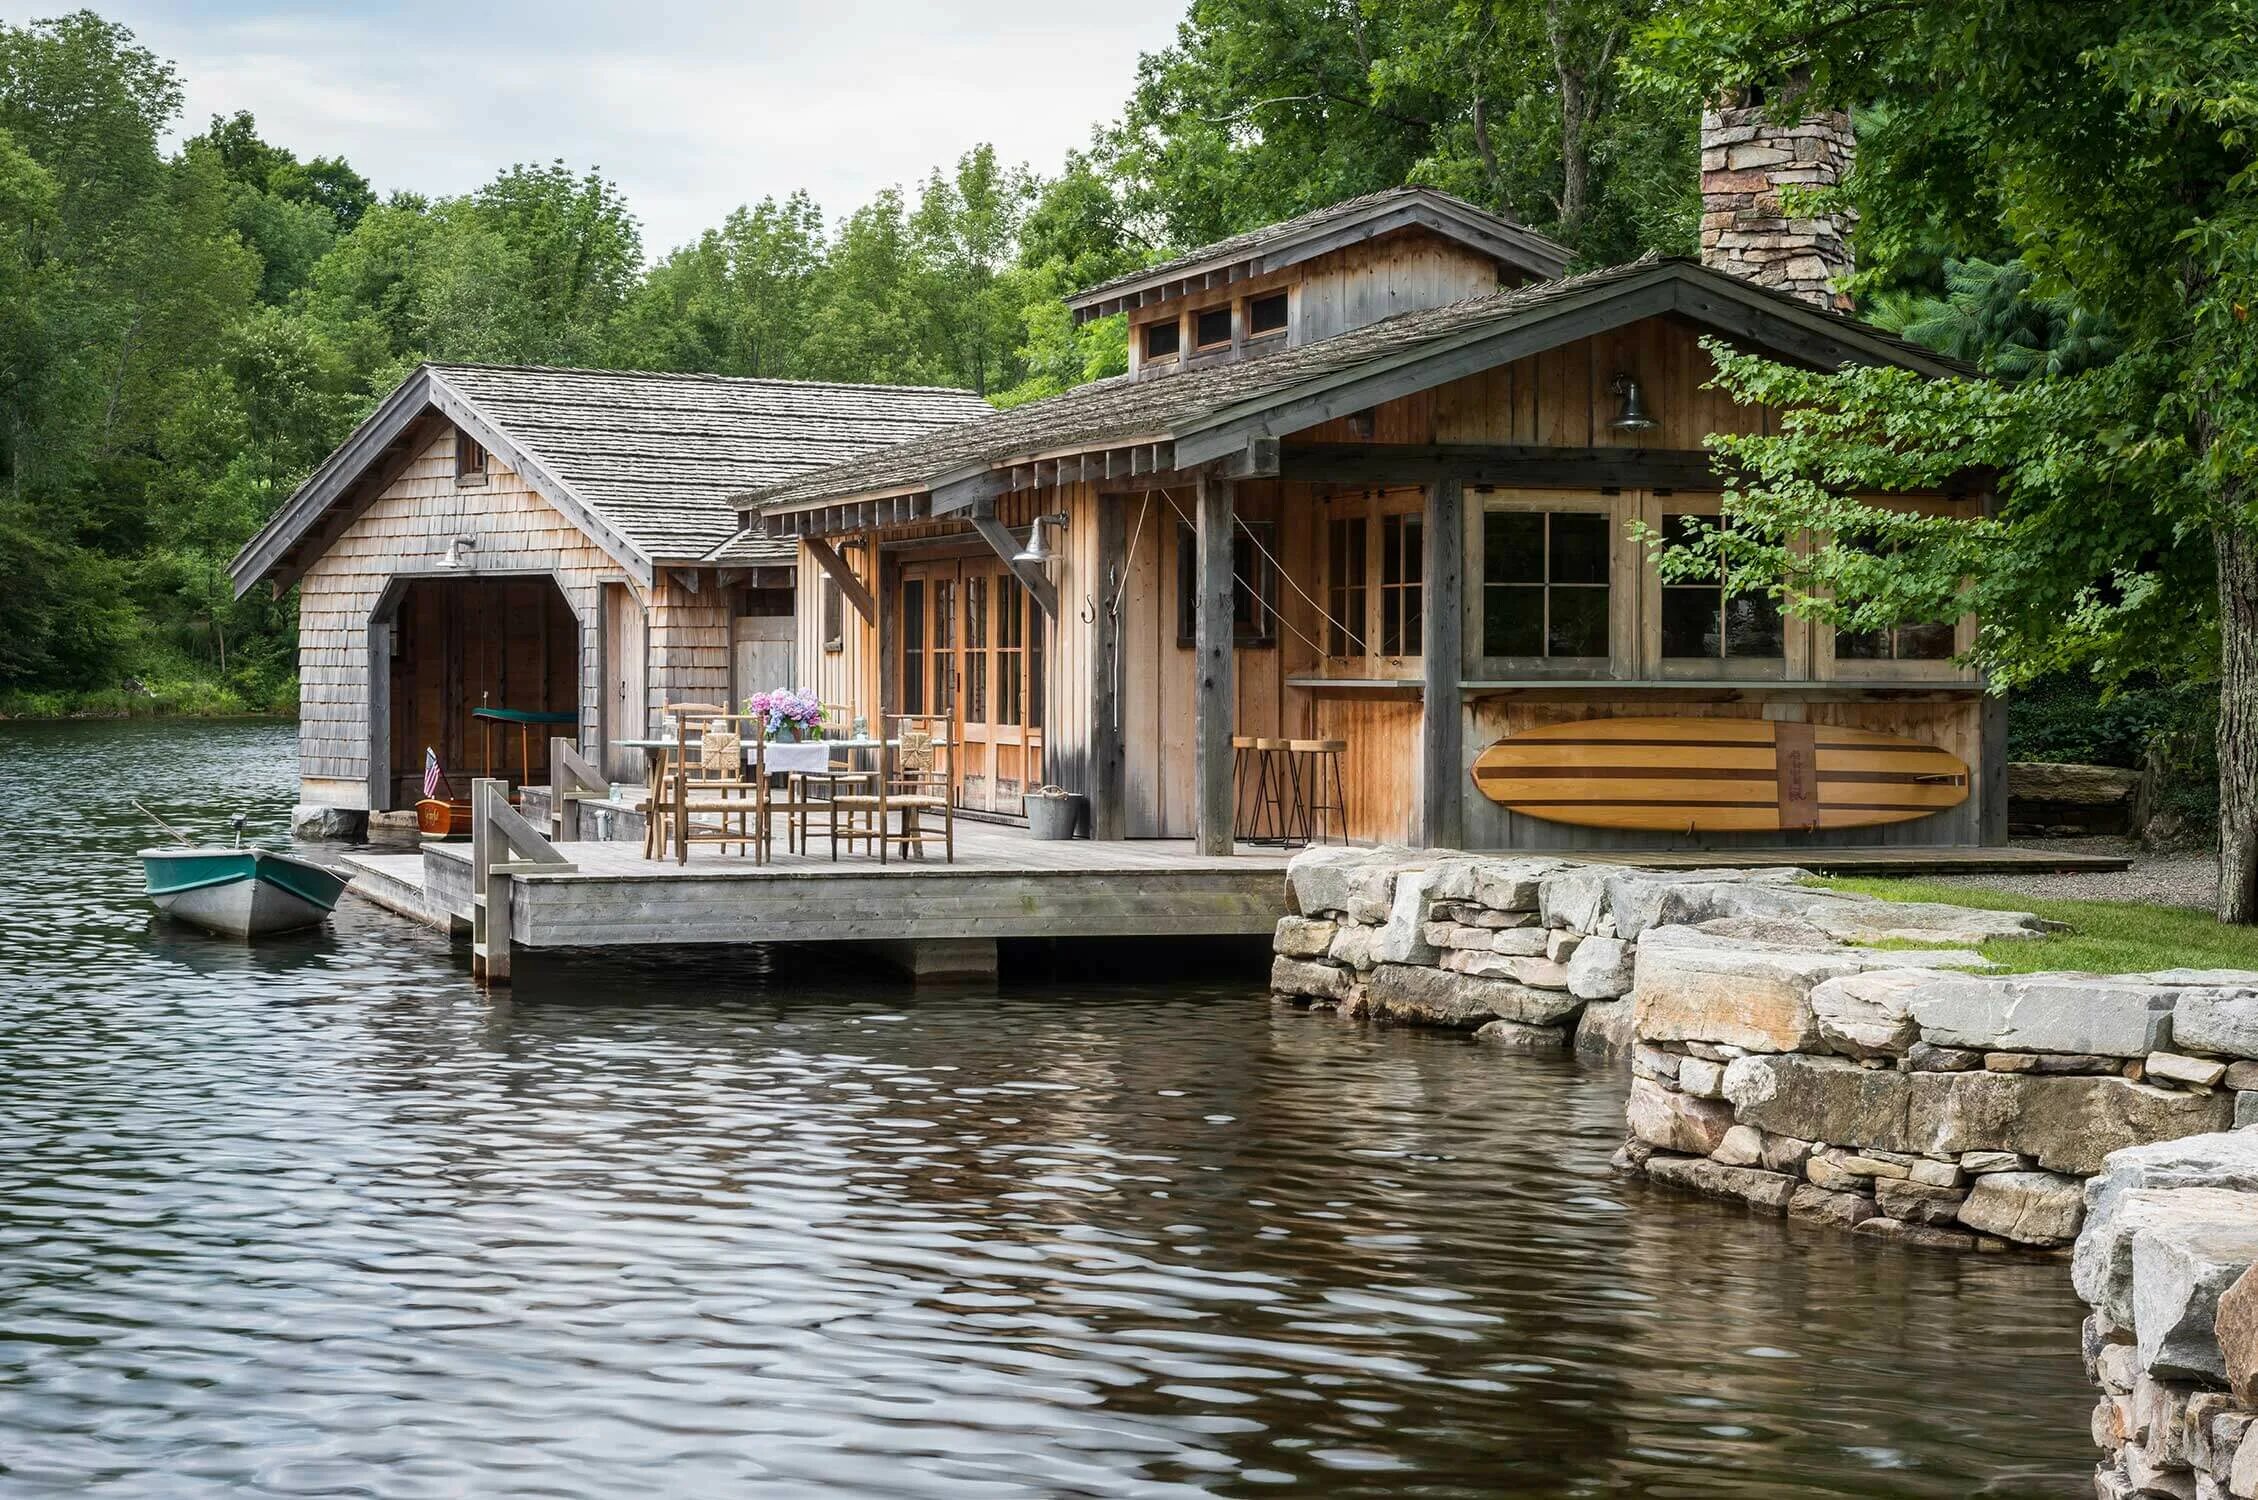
[1271,848,1640,1050]
[1699,101,1856,311]
[2075,1133,2258,1496]
[1628,946,2256,1253]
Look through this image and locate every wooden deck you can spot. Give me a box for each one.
[342,819,1297,952]
[336,812,2127,976]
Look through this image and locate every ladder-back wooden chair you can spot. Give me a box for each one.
[642,702,726,859]
[665,706,761,862]
[828,716,954,863]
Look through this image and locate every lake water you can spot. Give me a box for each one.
[0,719,2097,1497]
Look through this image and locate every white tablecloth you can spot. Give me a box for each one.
[762,740,839,775]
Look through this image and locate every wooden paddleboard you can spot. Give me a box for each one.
[1470,717,1969,834]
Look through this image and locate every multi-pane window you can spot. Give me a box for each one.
[1838,620,1956,661]
[1323,497,1426,664]
[995,577,1025,726]
[1831,532,1958,662]
[901,579,926,713]
[1175,522,1278,646]
[1379,513,1424,657]
[1326,516,1368,656]
[1659,512,1784,660]
[964,576,988,721]
[932,580,957,716]
[1481,510,1611,658]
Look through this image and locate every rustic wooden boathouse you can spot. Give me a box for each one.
[230,364,988,832]
[723,121,2002,857]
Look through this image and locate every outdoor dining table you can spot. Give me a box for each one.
[612,735,899,858]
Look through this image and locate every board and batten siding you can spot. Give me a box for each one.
[293,431,731,810]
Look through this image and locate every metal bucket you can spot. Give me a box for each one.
[1026,790,1085,841]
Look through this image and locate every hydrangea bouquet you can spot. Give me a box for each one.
[743,689,825,741]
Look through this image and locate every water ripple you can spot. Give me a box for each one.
[0,720,2093,1496]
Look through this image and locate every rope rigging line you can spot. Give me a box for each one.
[1154,486,1378,665]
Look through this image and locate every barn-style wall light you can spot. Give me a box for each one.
[1609,374,1657,432]
[1012,512,1071,566]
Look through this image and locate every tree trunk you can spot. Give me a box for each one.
[1545,0,1591,237]
[2215,518,2258,921]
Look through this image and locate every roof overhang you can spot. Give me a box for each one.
[1172,262,1968,467]
[1068,195,1573,324]
[229,366,655,598]
[735,260,1970,523]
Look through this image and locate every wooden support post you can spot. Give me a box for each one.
[804,535,875,623]
[470,777,509,985]
[1194,474,1236,856]
[547,736,608,842]
[1977,484,2009,848]
[470,776,576,986]
[1422,476,1465,850]
[1090,495,1127,840]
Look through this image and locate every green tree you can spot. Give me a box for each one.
[1108,0,1694,264]
[1637,1,2258,917]
[611,191,826,376]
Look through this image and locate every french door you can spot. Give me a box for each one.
[897,557,1044,815]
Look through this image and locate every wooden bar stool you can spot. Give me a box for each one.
[1289,739,1349,846]
[1231,735,1262,838]
[1251,737,1300,845]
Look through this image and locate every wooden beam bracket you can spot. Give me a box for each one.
[803,535,877,623]
[966,500,1060,620]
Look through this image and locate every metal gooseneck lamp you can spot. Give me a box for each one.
[1012,513,1070,566]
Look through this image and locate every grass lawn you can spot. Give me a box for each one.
[1816,876,2258,976]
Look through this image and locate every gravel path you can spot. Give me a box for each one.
[1926,838,2217,910]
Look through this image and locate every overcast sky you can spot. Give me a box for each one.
[18,1,1189,256]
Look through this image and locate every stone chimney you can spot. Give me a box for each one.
[1699,90,1856,310]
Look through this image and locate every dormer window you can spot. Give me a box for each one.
[1194,306,1233,350]
[1143,321,1180,362]
[1248,292,1288,338]
[454,429,488,486]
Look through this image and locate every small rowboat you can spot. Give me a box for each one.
[141,846,350,938]
[133,803,348,940]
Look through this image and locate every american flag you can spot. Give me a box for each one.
[423,747,442,799]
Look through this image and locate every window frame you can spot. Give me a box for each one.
[1635,493,1798,681]
[1246,290,1289,340]
[454,429,488,487]
[1809,497,1982,684]
[1193,304,1234,351]
[1141,318,1180,363]
[1175,519,1280,649]
[1316,488,1428,676]
[1469,490,1631,680]
[820,576,844,653]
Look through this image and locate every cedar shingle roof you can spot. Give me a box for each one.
[231,363,991,592]
[733,256,1966,526]
[429,364,991,563]
[1066,186,1573,321]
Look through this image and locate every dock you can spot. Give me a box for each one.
[340,808,1295,982]
[336,781,2131,985]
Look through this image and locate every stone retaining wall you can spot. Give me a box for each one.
[1270,847,1642,1052]
[2074,1133,2258,1496]
[1273,846,2258,1255]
